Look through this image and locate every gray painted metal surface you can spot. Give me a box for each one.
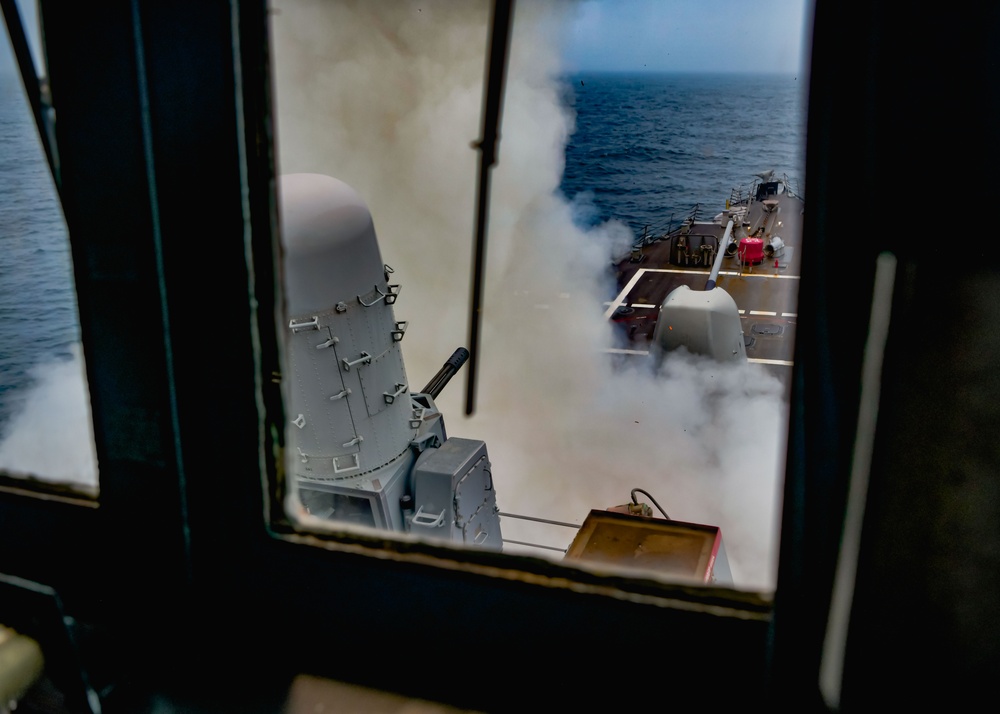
[279,173,502,546]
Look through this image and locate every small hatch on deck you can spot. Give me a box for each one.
[751,323,784,336]
[755,181,782,201]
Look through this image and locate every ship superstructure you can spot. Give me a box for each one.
[606,171,804,396]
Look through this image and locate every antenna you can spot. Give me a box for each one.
[466,0,515,416]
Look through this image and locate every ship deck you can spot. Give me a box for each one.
[605,184,804,399]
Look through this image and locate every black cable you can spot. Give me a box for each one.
[631,488,670,520]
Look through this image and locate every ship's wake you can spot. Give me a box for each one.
[0,343,98,489]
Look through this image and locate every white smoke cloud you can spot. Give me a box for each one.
[269,0,788,591]
[0,343,98,490]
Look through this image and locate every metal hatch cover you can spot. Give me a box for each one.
[564,510,733,586]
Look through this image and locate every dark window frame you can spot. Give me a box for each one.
[4,1,998,711]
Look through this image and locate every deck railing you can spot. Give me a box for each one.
[619,174,803,264]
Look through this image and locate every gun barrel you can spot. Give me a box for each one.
[421,347,470,399]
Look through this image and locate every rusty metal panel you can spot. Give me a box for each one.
[564,510,731,585]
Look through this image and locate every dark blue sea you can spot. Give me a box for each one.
[0,70,805,486]
[560,72,805,239]
[0,72,97,484]
[0,76,79,421]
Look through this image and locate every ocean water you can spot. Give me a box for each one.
[0,73,78,417]
[0,71,98,486]
[0,70,805,500]
[560,72,805,239]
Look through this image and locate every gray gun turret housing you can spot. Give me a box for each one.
[279,173,502,549]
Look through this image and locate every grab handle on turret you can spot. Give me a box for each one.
[421,347,470,399]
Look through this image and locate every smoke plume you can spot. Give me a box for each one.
[270,0,788,591]
[0,344,98,490]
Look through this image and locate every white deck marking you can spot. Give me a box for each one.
[749,358,794,366]
[605,267,801,320]
[604,348,651,355]
[644,268,711,275]
[719,269,800,280]
[603,268,651,319]
[601,349,793,367]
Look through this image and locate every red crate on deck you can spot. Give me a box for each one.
[739,237,764,264]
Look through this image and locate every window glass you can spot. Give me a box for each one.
[269,0,809,592]
[0,4,99,493]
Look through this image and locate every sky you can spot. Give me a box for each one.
[563,0,812,74]
[1,0,813,78]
